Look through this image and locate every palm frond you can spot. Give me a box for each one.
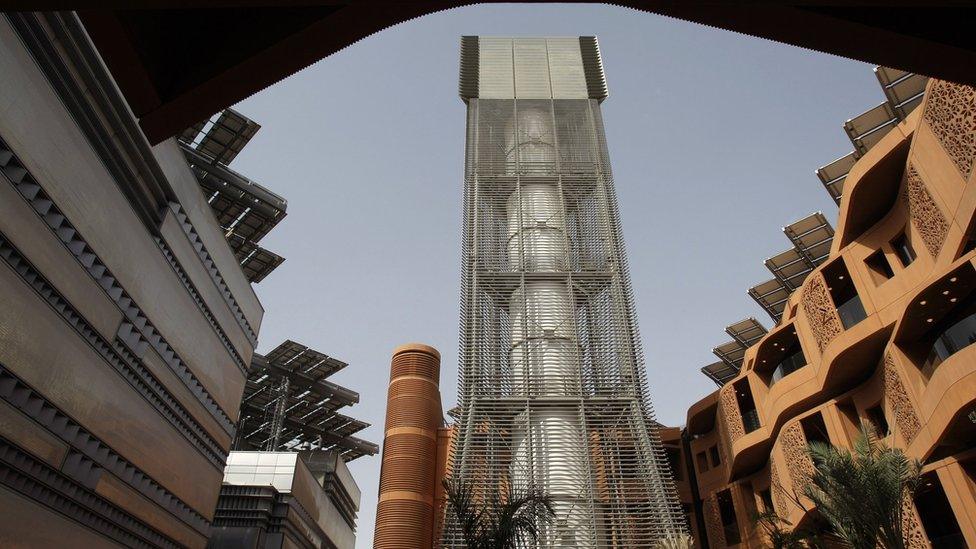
[801,422,922,549]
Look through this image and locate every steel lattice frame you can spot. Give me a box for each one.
[445,97,686,547]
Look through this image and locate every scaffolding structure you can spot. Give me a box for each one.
[446,37,686,547]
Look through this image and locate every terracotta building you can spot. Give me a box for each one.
[673,74,976,548]
[374,344,453,549]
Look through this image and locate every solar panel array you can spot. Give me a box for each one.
[234,340,378,462]
[701,318,768,386]
[816,67,928,204]
[179,109,287,283]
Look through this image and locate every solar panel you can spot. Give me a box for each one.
[725,318,767,348]
[232,238,285,283]
[713,340,746,369]
[234,341,376,460]
[701,361,738,387]
[749,278,790,322]
[884,73,927,108]
[817,151,857,205]
[816,67,928,204]
[874,66,910,88]
[784,212,834,266]
[186,150,287,245]
[765,248,812,290]
[845,102,897,145]
[189,109,261,166]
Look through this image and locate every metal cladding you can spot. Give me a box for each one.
[375,344,444,549]
[445,37,686,546]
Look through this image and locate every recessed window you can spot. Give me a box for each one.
[921,291,976,378]
[823,259,867,329]
[717,489,742,545]
[914,474,965,548]
[696,451,709,473]
[765,330,807,386]
[800,412,830,446]
[733,380,760,433]
[865,405,890,437]
[865,250,895,285]
[709,445,721,467]
[759,488,774,512]
[892,231,917,267]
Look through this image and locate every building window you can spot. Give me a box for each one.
[697,451,709,473]
[758,488,774,513]
[709,445,721,468]
[716,489,742,545]
[865,405,890,437]
[915,474,965,548]
[823,259,867,329]
[800,412,830,446]
[770,334,807,386]
[922,292,976,377]
[865,250,895,285]
[892,231,917,267]
[733,379,760,434]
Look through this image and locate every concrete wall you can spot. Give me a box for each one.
[0,14,258,548]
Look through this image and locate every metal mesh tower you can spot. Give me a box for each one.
[445,37,687,547]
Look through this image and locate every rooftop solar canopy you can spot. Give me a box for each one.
[713,340,747,369]
[765,248,813,291]
[784,212,834,266]
[234,340,378,461]
[883,73,927,110]
[183,146,287,245]
[845,102,898,156]
[725,318,767,348]
[702,360,739,387]
[230,234,285,283]
[749,278,791,322]
[817,152,857,205]
[181,108,261,166]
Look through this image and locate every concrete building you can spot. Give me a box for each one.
[210,450,362,549]
[0,13,267,548]
[0,12,375,548]
[672,73,976,548]
[446,36,685,546]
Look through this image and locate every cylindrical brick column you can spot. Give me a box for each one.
[374,344,442,549]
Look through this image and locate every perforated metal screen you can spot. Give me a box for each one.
[445,97,686,547]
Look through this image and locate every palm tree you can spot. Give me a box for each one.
[442,477,556,549]
[652,533,696,549]
[753,508,822,549]
[802,424,922,549]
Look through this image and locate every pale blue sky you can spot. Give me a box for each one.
[230,4,882,546]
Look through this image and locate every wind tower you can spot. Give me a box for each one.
[447,36,687,546]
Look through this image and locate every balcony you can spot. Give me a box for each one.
[922,307,976,377]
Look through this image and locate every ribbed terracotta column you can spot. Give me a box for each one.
[374,344,442,549]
